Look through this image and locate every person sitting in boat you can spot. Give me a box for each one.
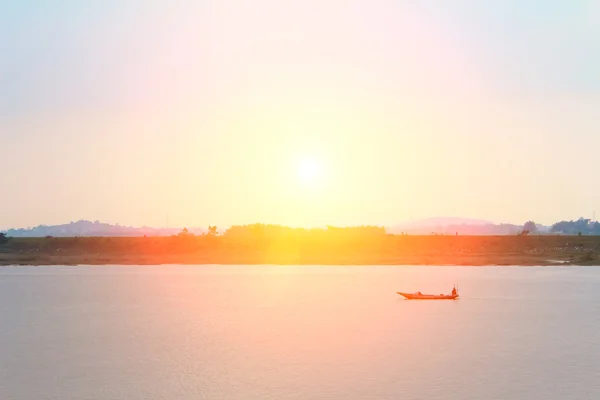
[451,287,457,296]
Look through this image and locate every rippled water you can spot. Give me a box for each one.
[1,265,599,400]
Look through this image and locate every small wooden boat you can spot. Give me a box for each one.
[397,292,459,300]
[397,286,459,300]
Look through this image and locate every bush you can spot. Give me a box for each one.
[0,232,10,245]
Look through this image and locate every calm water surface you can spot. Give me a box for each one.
[1,265,599,400]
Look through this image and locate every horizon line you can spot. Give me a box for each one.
[3,216,598,232]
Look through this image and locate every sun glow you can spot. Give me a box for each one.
[296,158,323,186]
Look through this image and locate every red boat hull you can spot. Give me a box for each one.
[397,292,459,300]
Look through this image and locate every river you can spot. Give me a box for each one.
[1,265,599,399]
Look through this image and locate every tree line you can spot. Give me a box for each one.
[175,224,386,240]
[550,218,600,235]
[3,219,600,240]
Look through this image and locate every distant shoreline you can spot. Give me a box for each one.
[1,235,599,266]
[0,262,579,267]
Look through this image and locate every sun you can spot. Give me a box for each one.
[296,158,322,186]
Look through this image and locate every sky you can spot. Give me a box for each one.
[1,0,600,229]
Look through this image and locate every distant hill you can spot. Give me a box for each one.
[3,220,206,237]
[388,217,523,235]
[392,217,493,228]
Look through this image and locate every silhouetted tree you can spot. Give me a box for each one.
[523,221,538,234]
[207,226,218,236]
[0,232,10,245]
[178,227,193,237]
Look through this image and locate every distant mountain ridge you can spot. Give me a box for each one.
[388,217,550,235]
[3,220,206,237]
[392,217,494,228]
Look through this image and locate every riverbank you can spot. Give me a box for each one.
[1,235,599,266]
